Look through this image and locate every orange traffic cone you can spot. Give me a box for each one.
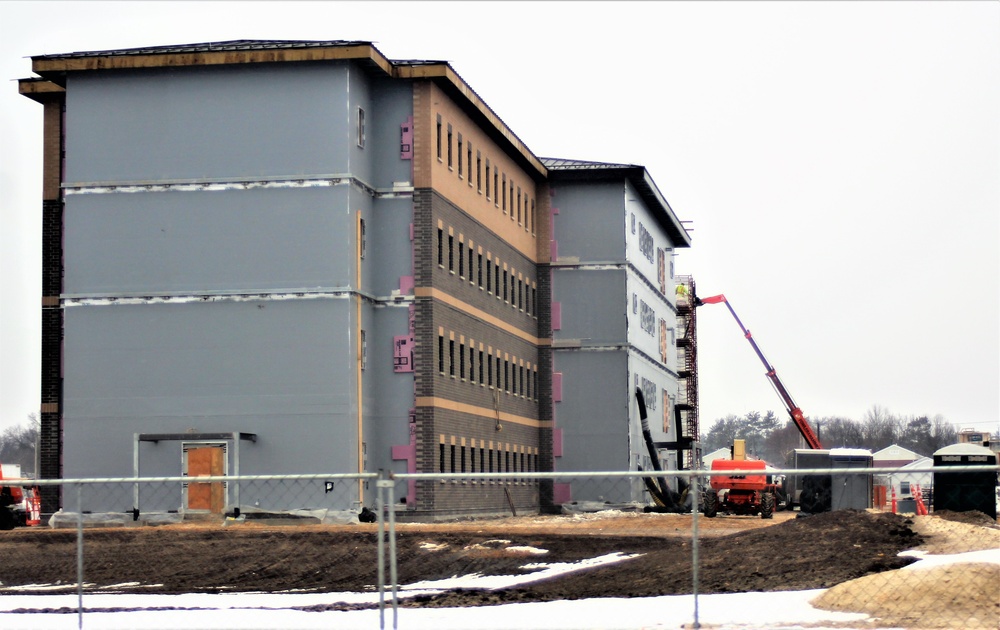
[913,485,928,516]
[26,487,41,526]
[890,486,897,514]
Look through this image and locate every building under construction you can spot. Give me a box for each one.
[19,40,698,517]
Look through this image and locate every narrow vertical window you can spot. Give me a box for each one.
[447,124,453,169]
[496,356,501,390]
[357,107,366,148]
[460,445,466,473]
[449,339,455,377]
[469,346,476,382]
[501,174,507,212]
[494,171,500,206]
[480,447,485,473]
[458,239,464,277]
[504,360,509,393]
[436,115,442,160]
[470,447,475,474]
[438,335,445,373]
[478,349,484,383]
[448,234,454,272]
[495,266,501,299]
[502,270,508,301]
[467,143,473,186]
[517,187,522,224]
[477,253,483,287]
[437,228,443,266]
[476,151,482,192]
[359,218,366,259]
[360,330,367,370]
[457,133,463,178]
[509,181,515,219]
[520,365,525,396]
[526,366,531,399]
[531,199,535,234]
[487,351,493,387]
[450,444,456,473]
[469,244,475,284]
[439,443,445,473]
[459,341,465,379]
[518,279,523,310]
[485,161,491,198]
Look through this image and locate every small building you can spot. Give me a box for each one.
[872,444,923,469]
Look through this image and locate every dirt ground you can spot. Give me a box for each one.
[0,508,996,628]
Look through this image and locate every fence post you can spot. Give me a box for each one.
[691,471,701,629]
[376,471,386,629]
[76,482,84,629]
[387,478,399,630]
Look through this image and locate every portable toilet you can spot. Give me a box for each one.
[830,448,873,510]
[932,444,997,519]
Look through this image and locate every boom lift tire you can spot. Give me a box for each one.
[760,492,775,519]
[703,489,719,518]
[0,506,15,531]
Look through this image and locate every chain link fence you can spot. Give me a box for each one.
[0,466,996,629]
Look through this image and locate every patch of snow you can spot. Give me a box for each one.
[402,552,642,592]
[505,546,548,555]
[899,547,1000,569]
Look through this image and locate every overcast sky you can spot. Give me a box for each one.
[1,1,998,439]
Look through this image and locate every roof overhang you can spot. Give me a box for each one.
[19,40,547,180]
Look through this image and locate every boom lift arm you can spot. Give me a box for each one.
[696,294,823,450]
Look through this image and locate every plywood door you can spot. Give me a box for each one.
[186,446,225,513]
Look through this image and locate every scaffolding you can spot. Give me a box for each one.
[675,275,700,470]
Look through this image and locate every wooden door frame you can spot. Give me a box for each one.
[182,441,228,513]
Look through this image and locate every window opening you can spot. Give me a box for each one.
[357,107,366,148]
[436,115,442,160]
[447,124,453,169]
[360,330,367,371]
[448,234,454,272]
[438,335,444,373]
[476,151,482,192]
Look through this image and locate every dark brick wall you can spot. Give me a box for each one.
[412,187,545,515]
[40,198,64,512]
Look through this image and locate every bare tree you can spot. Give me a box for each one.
[0,414,39,476]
